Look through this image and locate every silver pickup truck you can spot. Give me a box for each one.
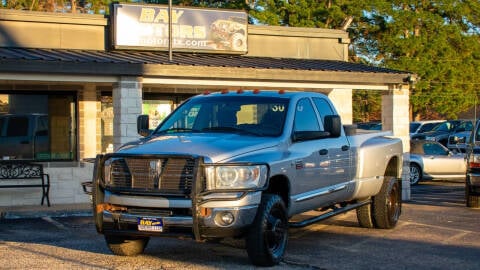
[91,90,403,266]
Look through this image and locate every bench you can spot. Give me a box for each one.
[0,160,51,207]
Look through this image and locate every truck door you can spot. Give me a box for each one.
[289,98,324,197]
[312,97,353,184]
[289,98,352,213]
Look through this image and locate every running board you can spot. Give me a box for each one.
[288,200,371,228]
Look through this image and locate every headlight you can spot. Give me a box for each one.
[205,165,268,190]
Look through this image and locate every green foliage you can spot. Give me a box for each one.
[352,0,480,119]
[352,90,381,123]
[249,0,366,28]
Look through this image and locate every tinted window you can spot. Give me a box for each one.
[410,123,421,133]
[423,142,448,156]
[6,116,29,137]
[418,122,441,133]
[0,117,4,136]
[312,97,334,125]
[294,98,320,132]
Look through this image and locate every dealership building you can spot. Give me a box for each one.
[0,5,412,207]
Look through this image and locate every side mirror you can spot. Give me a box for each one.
[324,115,342,138]
[137,115,150,137]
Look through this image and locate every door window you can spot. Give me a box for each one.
[294,98,320,132]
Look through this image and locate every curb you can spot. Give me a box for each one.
[0,203,92,220]
[0,209,92,219]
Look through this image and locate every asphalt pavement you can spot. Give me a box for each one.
[0,180,478,269]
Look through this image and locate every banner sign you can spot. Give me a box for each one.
[112,3,248,54]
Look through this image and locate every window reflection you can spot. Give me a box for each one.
[0,93,76,161]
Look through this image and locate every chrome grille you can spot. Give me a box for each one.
[108,157,196,195]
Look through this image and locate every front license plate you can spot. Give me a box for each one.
[137,217,163,232]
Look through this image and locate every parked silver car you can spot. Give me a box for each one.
[409,140,466,185]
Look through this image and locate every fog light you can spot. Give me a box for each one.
[215,211,235,226]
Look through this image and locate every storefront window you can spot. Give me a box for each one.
[0,93,76,161]
[142,99,173,129]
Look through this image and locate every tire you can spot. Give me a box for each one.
[372,176,402,229]
[466,182,480,208]
[245,194,288,266]
[409,163,422,185]
[105,235,150,256]
[356,199,374,228]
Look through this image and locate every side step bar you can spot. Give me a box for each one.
[288,200,371,228]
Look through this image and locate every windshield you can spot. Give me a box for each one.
[154,95,289,137]
[409,123,420,133]
[432,122,453,132]
[418,122,442,133]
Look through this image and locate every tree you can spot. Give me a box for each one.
[248,0,366,28]
[351,0,480,120]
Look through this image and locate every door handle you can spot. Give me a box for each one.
[341,145,350,151]
[319,149,328,155]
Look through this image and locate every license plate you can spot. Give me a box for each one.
[137,217,163,232]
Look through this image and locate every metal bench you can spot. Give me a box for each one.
[0,160,51,207]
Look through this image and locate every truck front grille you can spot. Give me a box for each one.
[107,157,197,196]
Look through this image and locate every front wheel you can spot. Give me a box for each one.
[372,176,402,229]
[105,235,150,256]
[245,194,288,266]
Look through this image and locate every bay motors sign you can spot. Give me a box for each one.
[112,3,248,54]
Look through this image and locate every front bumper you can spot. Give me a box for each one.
[100,191,261,239]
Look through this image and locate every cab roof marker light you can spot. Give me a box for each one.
[278,90,285,94]
[203,90,210,95]
[253,89,260,94]
[221,89,229,94]
[237,89,244,94]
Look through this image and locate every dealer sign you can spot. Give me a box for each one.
[112,3,248,54]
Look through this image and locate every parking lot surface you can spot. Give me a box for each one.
[0,180,478,269]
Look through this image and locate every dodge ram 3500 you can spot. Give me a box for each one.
[91,90,403,266]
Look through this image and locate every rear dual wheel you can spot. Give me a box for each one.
[356,176,402,229]
[466,181,480,208]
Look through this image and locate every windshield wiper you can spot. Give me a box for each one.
[201,126,261,136]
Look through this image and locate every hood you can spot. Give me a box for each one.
[116,133,280,163]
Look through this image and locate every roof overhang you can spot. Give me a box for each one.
[0,48,412,91]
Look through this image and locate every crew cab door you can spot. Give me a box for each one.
[289,97,352,213]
